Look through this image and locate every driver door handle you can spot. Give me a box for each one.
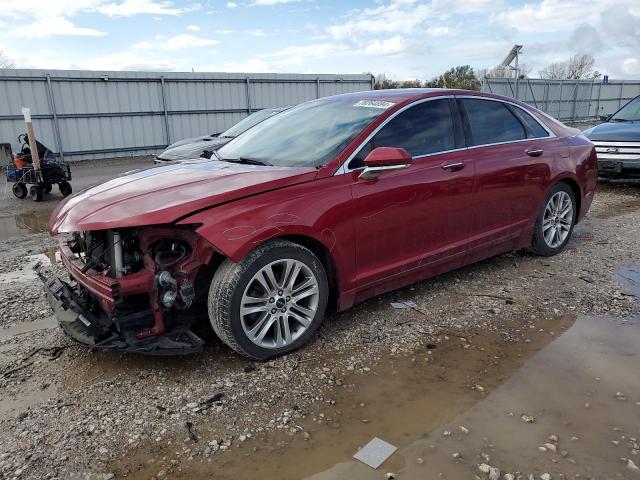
[441,161,465,172]
[525,148,544,157]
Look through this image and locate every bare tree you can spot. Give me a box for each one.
[0,50,15,69]
[539,54,598,79]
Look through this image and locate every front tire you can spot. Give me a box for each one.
[12,183,27,199]
[530,182,576,256]
[208,239,328,360]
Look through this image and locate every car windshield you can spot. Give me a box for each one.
[610,96,640,122]
[220,109,280,138]
[217,96,391,167]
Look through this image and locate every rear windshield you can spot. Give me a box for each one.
[217,96,390,167]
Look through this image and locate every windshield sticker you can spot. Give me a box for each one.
[354,100,395,109]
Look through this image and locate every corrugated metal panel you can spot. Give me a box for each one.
[0,68,372,161]
[482,78,640,121]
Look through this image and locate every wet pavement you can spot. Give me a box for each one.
[125,314,640,479]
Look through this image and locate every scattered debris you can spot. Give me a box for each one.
[390,300,417,309]
[199,393,224,408]
[353,437,397,469]
[521,414,535,423]
[185,421,198,443]
[478,463,501,480]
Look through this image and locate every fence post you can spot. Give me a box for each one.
[571,80,579,120]
[317,77,321,98]
[595,81,602,118]
[45,74,64,161]
[160,76,170,145]
[245,77,252,114]
[618,82,624,109]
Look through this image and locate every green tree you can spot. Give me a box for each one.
[425,65,480,90]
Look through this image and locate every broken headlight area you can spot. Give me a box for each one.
[37,225,217,355]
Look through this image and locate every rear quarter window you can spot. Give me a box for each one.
[508,105,550,138]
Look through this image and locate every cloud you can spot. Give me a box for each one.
[621,58,640,75]
[0,0,103,18]
[134,34,219,51]
[226,1,238,7]
[569,24,603,54]
[81,51,183,70]
[252,0,301,5]
[363,36,409,56]
[326,0,432,40]
[187,24,200,31]
[97,0,201,16]
[491,0,629,33]
[9,16,107,38]
[202,58,273,73]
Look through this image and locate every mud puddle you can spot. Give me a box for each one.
[124,316,583,479]
[0,316,57,343]
[0,208,52,241]
[0,247,59,284]
[126,315,640,479]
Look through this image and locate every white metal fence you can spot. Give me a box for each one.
[0,69,374,161]
[481,78,640,121]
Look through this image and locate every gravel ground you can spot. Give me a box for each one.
[0,178,638,479]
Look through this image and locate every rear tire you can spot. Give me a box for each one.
[12,183,27,199]
[59,181,72,197]
[30,186,43,202]
[208,239,328,360]
[530,182,576,256]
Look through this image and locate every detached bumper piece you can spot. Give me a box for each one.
[35,263,204,356]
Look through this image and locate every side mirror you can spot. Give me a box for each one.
[599,114,611,122]
[358,147,412,180]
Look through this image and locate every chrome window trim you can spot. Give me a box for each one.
[334,94,557,176]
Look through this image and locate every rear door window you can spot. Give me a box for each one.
[461,98,527,146]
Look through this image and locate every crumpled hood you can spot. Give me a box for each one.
[583,122,640,142]
[157,137,229,161]
[49,160,317,234]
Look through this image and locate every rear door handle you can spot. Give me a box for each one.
[441,161,465,172]
[525,148,544,157]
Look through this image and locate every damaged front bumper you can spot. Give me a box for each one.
[34,230,214,355]
[36,266,204,355]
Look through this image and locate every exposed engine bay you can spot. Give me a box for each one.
[36,226,218,355]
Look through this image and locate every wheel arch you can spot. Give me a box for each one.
[556,176,582,221]
[278,234,339,309]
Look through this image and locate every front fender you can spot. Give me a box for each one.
[177,175,358,301]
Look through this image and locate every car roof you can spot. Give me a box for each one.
[329,88,512,104]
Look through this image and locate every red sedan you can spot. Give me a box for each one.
[43,89,597,359]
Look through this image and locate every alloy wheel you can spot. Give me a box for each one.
[542,191,573,248]
[240,259,320,349]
